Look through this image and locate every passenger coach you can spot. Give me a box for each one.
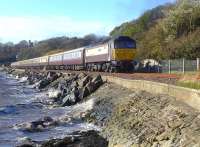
[62,48,85,70]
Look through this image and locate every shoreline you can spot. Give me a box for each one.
[1,67,200,147]
[1,67,108,147]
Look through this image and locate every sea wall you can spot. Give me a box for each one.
[103,76,200,111]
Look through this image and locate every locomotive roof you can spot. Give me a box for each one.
[111,36,135,41]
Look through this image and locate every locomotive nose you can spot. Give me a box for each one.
[112,49,136,61]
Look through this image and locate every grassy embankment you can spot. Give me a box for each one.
[175,72,200,90]
[177,81,200,90]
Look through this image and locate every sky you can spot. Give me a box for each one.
[0,0,175,43]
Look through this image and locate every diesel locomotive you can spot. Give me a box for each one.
[11,36,137,72]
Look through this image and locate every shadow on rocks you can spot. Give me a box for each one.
[41,130,108,147]
[17,130,108,147]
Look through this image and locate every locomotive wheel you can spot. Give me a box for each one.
[109,67,116,73]
[105,63,111,72]
[102,64,107,72]
[109,67,115,73]
[105,66,109,72]
[97,64,102,71]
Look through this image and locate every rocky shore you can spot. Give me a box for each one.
[2,67,107,147]
[4,68,104,107]
[2,67,200,147]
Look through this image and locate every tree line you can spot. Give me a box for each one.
[17,34,109,60]
[0,34,109,63]
[0,0,199,63]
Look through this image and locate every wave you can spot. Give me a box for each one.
[0,103,43,115]
[18,77,28,83]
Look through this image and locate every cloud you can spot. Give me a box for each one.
[0,16,114,43]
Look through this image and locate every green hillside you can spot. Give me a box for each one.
[110,0,200,60]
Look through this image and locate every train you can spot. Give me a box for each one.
[11,36,137,72]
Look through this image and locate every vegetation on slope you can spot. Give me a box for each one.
[110,0,200,60]
[0,41,29,63]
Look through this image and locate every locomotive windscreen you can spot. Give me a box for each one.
[114,37,136,49]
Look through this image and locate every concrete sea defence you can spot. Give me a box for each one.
[85,83,200,147]
[103,76,200,111]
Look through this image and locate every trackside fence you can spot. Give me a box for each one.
[161,58,200,73]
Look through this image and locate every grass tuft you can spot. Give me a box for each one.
[177,81,200,90]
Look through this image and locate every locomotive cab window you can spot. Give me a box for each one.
[114,37,136,49]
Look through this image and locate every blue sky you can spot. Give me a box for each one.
[0,0,175,43]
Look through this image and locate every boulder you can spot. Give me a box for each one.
[61,75,103,106]
[17,145,34,147]
[71,81,79,89]
[57,115,73,124]
[62,93,77,106]
[78,72,87,79]
[47,72,53,79]
[78,87,90,100]
[73,86,80,99]
[48,76,65,88]
[91,75,103,89]
[85,82,95,93]
[78,75,92,88]
[48,72,60,82]
[16,137,35,147]
[85,75,103,93]
[38,78,50,89]
[16,116,57,132]
[48,89,62,99]
[27,75,35,85]
[16,122,43,132]
[62,85,92,106]
[41,116,54,122]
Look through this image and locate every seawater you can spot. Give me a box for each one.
[0,72,96,147]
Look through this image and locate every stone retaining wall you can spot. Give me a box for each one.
[103,76,200,111]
